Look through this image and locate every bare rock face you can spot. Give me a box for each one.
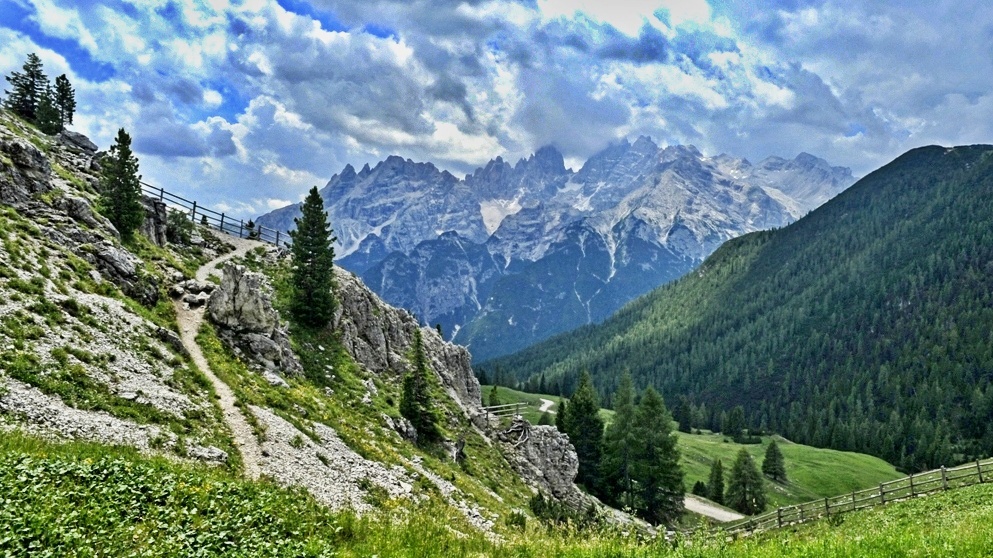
[90,240,159,306]
[207,264,302,377]
[331,266,481,412]
[0,136,53,204]
[139,196,168,246]
[495,418,589,510]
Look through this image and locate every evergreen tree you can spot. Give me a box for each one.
[707,459,725,505]
[674,395,693,433]
[537,411,552,426]
[600,372,637,509]
[630,386,684,525]
[35,85,61,134]
[488,384,501,407]
[99,128,143,241]
[565,371,604,490]
[3,53,47,121]
[723,405,747,441]
[54,74,75,128]
[691,481,708,497]
[555,397,568,433]
[399,329,441,444]
[726,448,766,515]
[288,187,336,327]
[762,440,787,482]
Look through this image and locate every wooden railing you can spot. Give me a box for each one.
[141,182,289,247]
[718,457,993,537]
[481,402,526,419]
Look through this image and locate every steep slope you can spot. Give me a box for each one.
[485,145,993,472]
[0,109,600,538]
[257,139,855,360]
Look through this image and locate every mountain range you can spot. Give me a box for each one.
[484,144,993,473]
[257,138,855,360]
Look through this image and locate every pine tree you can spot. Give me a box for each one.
[99,128,143,241]
[537,411,552,426]
[399,329,441,445]
[565,371,604,490]
[555,397,568,433]
[630,386,684,525]
[600,372,637,509]
[723,405,747,442]
[3,53,47,122]
[762,440,787,482]
[674,395,693,433]
[488,384,501,407]
[35,85,61,134]
[54,74,75,128]
[707,459,725,505]
[288,187,336,327]
[726,448,766,515]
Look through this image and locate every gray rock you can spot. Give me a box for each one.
[55,195,110,231]
[208,264,303,377]
[332,267,480,412]
[185,444,229,464]
[155,327,189,358]
[139,196,168,247]
[495,418,591,511]
[58,130,98,154]
[0,136,52,204]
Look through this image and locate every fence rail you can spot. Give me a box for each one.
[481,402,526,419]
[718,457,993,537]
[142,182,289,247]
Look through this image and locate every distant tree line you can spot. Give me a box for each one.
[3,53,76,134]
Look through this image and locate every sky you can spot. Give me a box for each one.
[2,0,993,219]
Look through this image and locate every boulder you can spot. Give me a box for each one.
[139,196,168,246]
[207,264,302,377]
[496,418,589,511]
[58,130,98,154]
[0,137,52,204]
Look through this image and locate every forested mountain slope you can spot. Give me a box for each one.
[485,145,993,472]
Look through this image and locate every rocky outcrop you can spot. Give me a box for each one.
[494,418,589,511]
[140,196,168,246]
[0,136,53,204]
[332,266,481,412]
[207,264,302,379]
[59,130,98,154]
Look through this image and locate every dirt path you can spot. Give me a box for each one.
[175,233,265,480]
[684,494,745,522]
[538,398,556,414]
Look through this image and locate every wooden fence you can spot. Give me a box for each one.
[141,182,289,247]
[481,402,526,420]
[718,457,993,537]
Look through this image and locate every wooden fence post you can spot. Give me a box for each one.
[879,483,885,504]
[909,473,914,496]
[159,186,165,201]
[239,220,244,238]
[851,490,856,511]
[191,200,197,223]
[275,230,281,246]
[219,213,225,232]
[777,507,782,528]
[941,466,948,491]
[978,460,984,483]
[824,497,829,516]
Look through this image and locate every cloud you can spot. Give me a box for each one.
[2,0,993,219]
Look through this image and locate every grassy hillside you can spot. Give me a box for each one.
[485,385,901,509]
[485,145,993,473]
[2,429,990,557]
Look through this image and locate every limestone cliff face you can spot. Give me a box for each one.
[332,266,481,412]
[494,418,589,510]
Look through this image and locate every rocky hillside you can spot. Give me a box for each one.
[0,109,603,536]
[257,138,855,360]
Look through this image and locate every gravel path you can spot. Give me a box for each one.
[175,233,265,479]
[538,398,556,414]
[684,494,745,522]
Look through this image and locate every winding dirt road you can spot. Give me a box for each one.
[684,494,745,522]
[175,233,265,479]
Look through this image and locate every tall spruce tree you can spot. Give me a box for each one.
[3,53,47,122]
[707,459,725,505]
[288,187,336,327]
[99,128,143,241]
[565,371,604,490]
[35,86,61,134]
[399,329,441,444]
[600,372,638,509]
[630,386,684,525]
[54,74,75,128]
[762,440,787,482]
[674,395,693,433]
[726,448,766,515]
[555,397,567,433]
